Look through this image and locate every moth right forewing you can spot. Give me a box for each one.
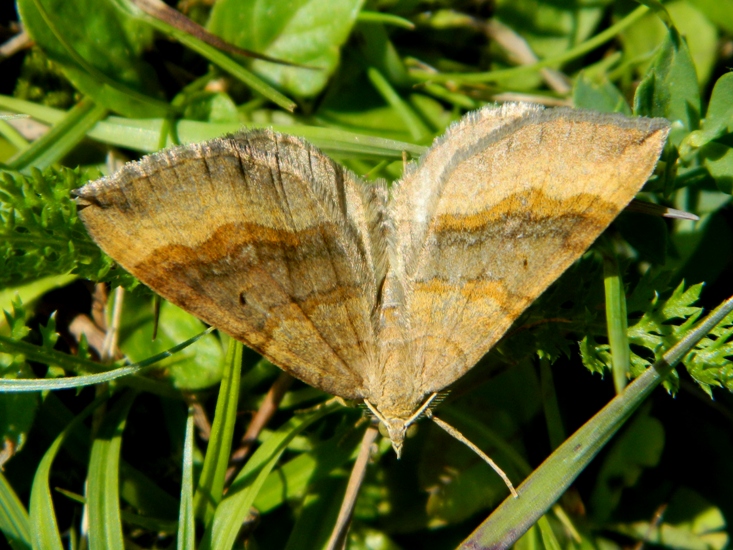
[384,105,670,396]
[390,102,544,273]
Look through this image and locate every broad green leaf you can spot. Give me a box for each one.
[115,292,225,390]
[208,0,366,98]
[17,0,168,117]
[618,1,717,87]
[634,26,701,145]
[572,71,631,114]
[701,142,733,194]
[695,73,733,145]
[687,0,733,35]
[589,410,664,522]
[182,92,240,124]
[494,0,608,60]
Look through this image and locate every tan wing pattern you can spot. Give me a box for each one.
[377,104,669,409]
[76,105,670,455]
[76,130,385,399]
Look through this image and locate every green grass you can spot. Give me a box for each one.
[1,0,732,549]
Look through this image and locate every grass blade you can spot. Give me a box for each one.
[193,338,242,523]
[177,408,195,550]
[30,393,109,550]
[203,400,341,550]
[0,472,31,550]
[87,391,136,550]
[460,294,733,549]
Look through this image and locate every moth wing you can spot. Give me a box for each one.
[387,103,670,394]
[76,130,386,399]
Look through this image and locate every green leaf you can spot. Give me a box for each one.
[603,250,631,394]
[254,419,363,513]
[0,96,426,159]
[208,0,366,98]
[458,296,733,549]
[366,67,430,141]
[610,487,728,549]
[0,274,76,321]
[701,142,733,194]
[572,71,631,114]
[694,72,733,145]
[182,92,240,124]
[115,292,225,390]
[177,409,195,550]
[204,400,341,550]
[17,0,168,117]
[193,338,242,523]
[0,471,31,550]
[684,308,733,395]
[634,26,701,145]
[420,364,537,525]
[0,391,39,463]
[29,393,108,550]
[589,409,665,522]
[120,0,297,113]
[494,0,607,61]
[618,1,717,88]
[688,0,733,34]
[7,98,108,173]
[537,515,562,550]
[87,391,136,550]
[283,477,351,550]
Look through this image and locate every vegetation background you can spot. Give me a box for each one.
[0,0,732,548]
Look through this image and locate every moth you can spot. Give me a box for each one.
[76,103,669,478]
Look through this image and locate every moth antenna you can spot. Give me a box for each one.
[430,392,449,407]
[426,411,519,498]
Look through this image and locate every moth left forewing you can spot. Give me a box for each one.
[76,131,384,400]
[388,105,670,395]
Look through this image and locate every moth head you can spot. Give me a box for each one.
[364,394,440,458]
[377,417,410,458]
